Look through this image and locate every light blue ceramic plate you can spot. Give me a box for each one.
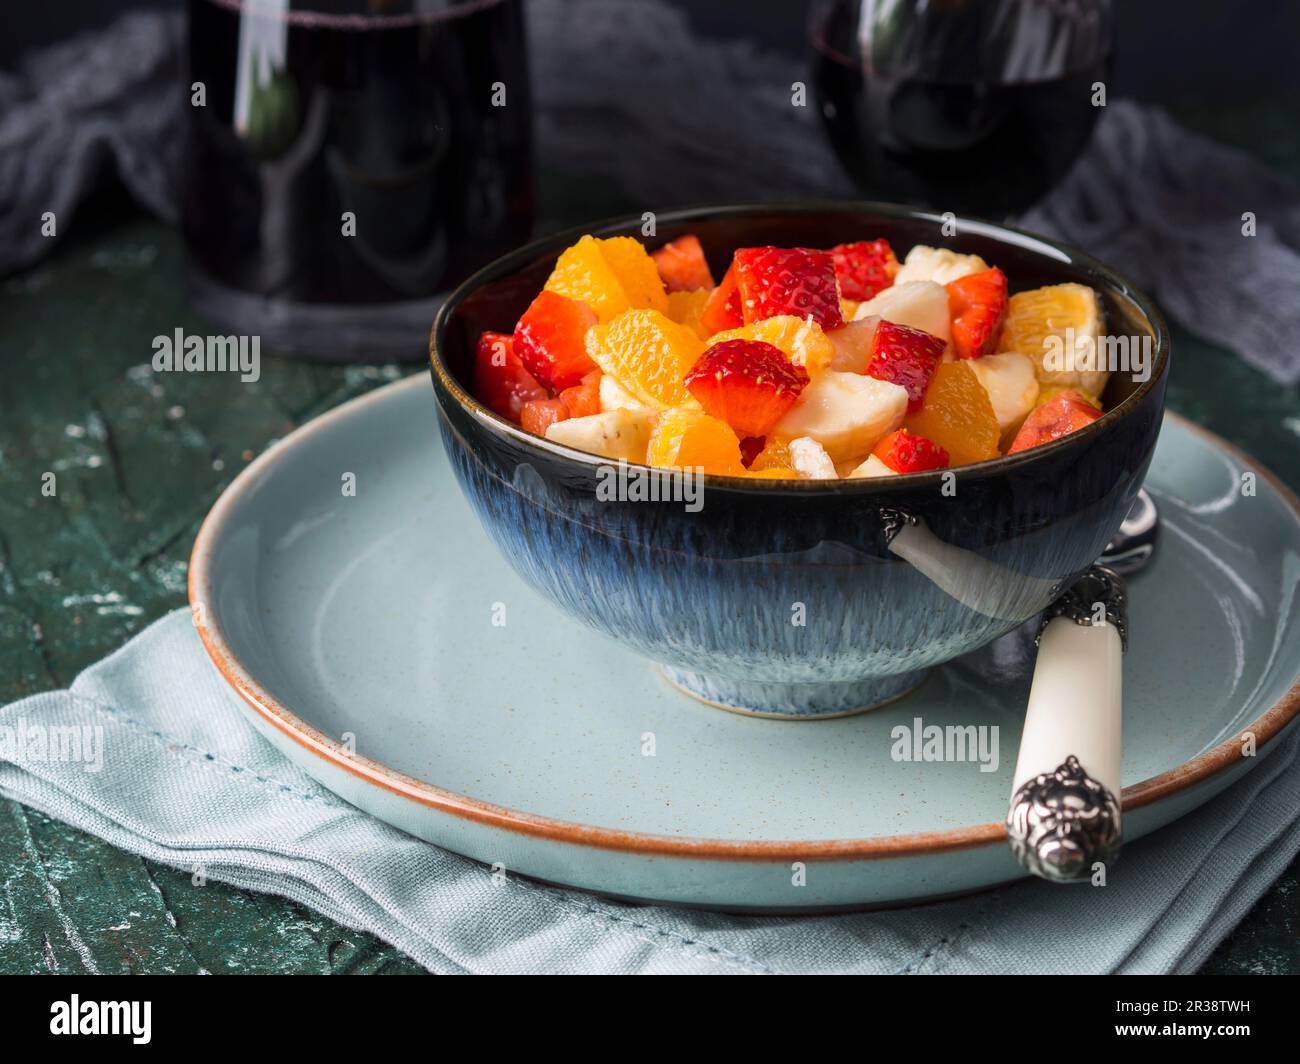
[189,375,1300,910]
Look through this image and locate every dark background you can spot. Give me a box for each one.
[6,0,1300,107]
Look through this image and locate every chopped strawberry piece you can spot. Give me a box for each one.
[652,235,715,293]
[474,331,548,423]
[513,290,599,391]
[831,239,899,301]
[739,434,766,468]
[873,429,950,473]
[700,260,744,335]
[946,267,1007,360]
[865,320,945,412]
[683,339,809,438]
[558,370,602,419]
[733,246,844,331]
[1007,391,1102,454]
[520,398,570,437]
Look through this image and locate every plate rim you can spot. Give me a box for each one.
[187,374,1300,863]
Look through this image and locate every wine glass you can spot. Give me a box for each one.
[810,0,1115,218]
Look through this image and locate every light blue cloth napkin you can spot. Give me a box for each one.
[2,609,1298,974]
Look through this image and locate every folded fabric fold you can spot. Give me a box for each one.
[2,610,1297,975]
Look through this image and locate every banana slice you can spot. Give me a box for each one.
[788,437,839,479]
[851,281,951,349]
[545,409,654,463]
[775,372,908,463]
[846,454,898,479]
[826,316,879,373]
[893,246,990,287]
[599,374,651,414]
[967,352,1040,433]
[601,373,698,417]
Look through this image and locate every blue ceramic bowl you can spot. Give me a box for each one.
[429,204,1169,718]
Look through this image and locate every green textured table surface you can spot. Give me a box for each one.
[3,123,1300,974]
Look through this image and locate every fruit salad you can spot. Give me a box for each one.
[472,233,1109,478]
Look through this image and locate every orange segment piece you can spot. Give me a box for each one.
[584,309,706,409]
[545,236,627,322]
[748,437,794,472]
[666,289,711,338]
[997,282,1105,396]
[545,235,667,322]
[646,408,745,474]
[904,362,1001,466]
[598,236,669,315]
[708,316,834,376]
[745,467,799,480]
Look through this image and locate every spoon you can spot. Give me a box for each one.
[1005,489,1159,882]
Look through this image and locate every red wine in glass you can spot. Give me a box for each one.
[811,0,1114,218]
[184,0,533,360]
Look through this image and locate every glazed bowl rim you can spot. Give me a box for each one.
[429,200,1170,490]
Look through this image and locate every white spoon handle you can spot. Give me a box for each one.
[886,515,1059,621]
[1006,566,1127,882]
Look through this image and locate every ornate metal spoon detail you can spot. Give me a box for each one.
[1005,490,1158,882]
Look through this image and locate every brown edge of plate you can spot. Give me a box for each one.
[187,374,1300,863]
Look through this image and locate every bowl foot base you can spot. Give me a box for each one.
[658,666,930,720]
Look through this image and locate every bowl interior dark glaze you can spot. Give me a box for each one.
[429,204,1169,718]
